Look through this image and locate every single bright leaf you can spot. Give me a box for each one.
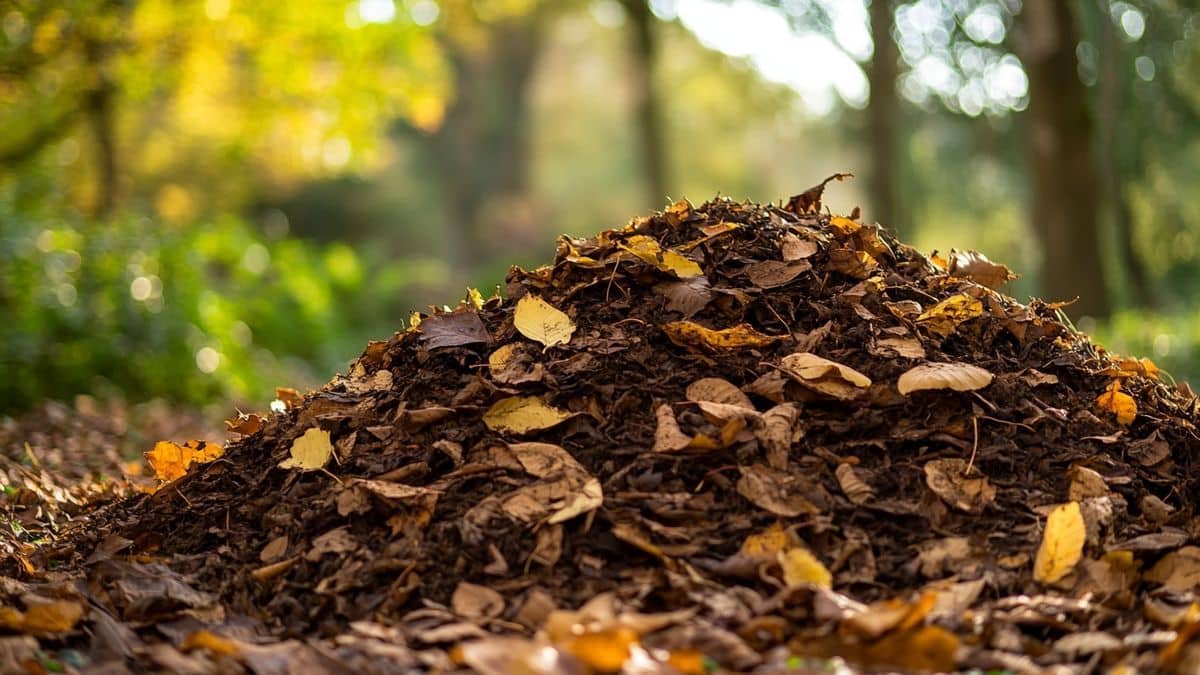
[916,293,984,337]
[620,235,704,278]
[16,601,85,634]
[1096,380,1137,425]
[514,295,576,348]
[279,427,333,470]
[897,362,994,395]
[145,440,224,482]
[1034,501,1087,584]
[662,321,780,351]
[740,523,796,561]
[778,547,833,589]
[483,396,572,435]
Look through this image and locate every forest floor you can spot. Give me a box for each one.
[1,179,1199,675]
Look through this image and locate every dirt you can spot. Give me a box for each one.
[1,179,1198,674]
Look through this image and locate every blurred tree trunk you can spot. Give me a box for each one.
[1098,6,1153,307]
[620,0,669,206]
[1016,0,1110,318]
[867,0,899,230]
[423,9,547,278]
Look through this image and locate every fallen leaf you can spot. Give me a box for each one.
[778,547,833,589]
[756,403,799,469]
[785,173,853,215]
[182,629,241,657]
[897,362,993,395]
[1066,464,1109,501]
[916,294,983,337]
[0,601,85,634]
[835,463,874,505]
[780,234,818,260]
[278,427,332,470]
[828,215,861,237]
[620,234,704,278]
[487,343,545,385]
[1096,380,1137,425]
[651,404,721,453]
[737,463,820,517]
[745,260,811,288]
[1145,546,1200,591]
[923,458,995,513]
[507,442,603,524]
[740,523,796,561]
[559,627,639,673]
[653,276,713,317]
[483,397,572,435]
[685,377,754,410]
[514,295,576,348]
[419,310,491,349]
[225,412,264,436]
[870,336,926,359]
[145,440,224,482]
[947,250,1017,289]
[778,352,871,400]
[1034,501,1086,584]
[452,582,505,620]
[662,321,780,351]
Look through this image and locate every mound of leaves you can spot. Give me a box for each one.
[3,178,1200,674]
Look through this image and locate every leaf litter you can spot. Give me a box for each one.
[2,181,1200,673]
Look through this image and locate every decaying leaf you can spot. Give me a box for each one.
[835,463,874,505]
[745,260,811,288]
[923,458,995,513]
[487,343,545,385]
[785,172,852,215]
[661,321,780,351]
[1034,501,1087,584]
[225,412,264,436]
[419,309,491,349]
[620,234,704,278]
[897,362,993,395]
[452,582,505,620]
[1096,380,1137,426]
[947,250,1017,289]
[278,427,333,471]
[756,403,799,469]
[737,463,820,517]
[870,336,925,360]
[1144,546,1200,591]
[778,352,871,400]
[145,440,224,482]
[514,295,576,348]
[780,233,818,261]
[506,442,603,524]
[0,600,85,634]
[651,404,721,453]
[916,294,984,337]
[653,276,713,317]
[483,396,572,435]
[685,377,754,410]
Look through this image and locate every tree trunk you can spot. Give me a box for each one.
[621,0,669,207]
[84,37,119,220]
[1098,4,1153,307]
[1016,0,1110,318]
[867,0,899,230]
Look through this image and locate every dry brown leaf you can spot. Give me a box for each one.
[452,581,505,620]
[916,294,984,337]
[897,362,993,395]
[780,234,819,261]
[1145,546,1200,591]
[745,260,811,288]
[870,336,926,360]
[947,249,1017,289]
[651,404,720,453]
[923,458,995,513]
[778,352,871,400]
[653,276,713,317]
[736,463,820,517]
[487,343,545,385]
[419,310,491,350]
[685,377,754,410]
[756,403,799,469]
[661,321,780,351]
[835,463,874,505]
[483,397,572,435]
[1034,501,1086,584]
[514,295,576,348]
[826,247,877,279]
[1066,464,1109,501]
[506,442,603,524]
[225,412,264,436]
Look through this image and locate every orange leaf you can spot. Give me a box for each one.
[145,440,224,482]
[1096,380,1137,425]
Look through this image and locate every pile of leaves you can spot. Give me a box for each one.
[2,178,1199,674]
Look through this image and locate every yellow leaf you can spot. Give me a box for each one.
[465,287,485,310]
[483,396,572,435]
[279,427,332,471]
[145,440,224,482]
[182,629,242,656]
[1034,501,1086,584]
[1096,380,1137,425]
[740,524,796,561]
[828,215,862,237]
[620,235,703,278]
[408,311,422,330]
[16,601,84,634]
[514,295,576,348]
[897,362,994,395]
[778,547,833,589]
[662,321,780,351]
[488,343,520,375]
[916,293,983,337]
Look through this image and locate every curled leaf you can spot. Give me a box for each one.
[897,362,993,395]
[662,321,780,352]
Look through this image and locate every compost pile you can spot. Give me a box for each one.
[3,178,1200,674]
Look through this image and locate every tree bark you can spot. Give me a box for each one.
[621,0,669,207]
[866,0,899,230]
[83,36,119,219]
[1016,0,1110,318]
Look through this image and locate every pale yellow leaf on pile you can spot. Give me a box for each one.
[483,396,572,435]
[1034,501,1087,584]
[514,295,576,348]
[916,293,984,337]
[897,362,994,395]
[778,547,833,589]
[662,321,780,351]
[620,235,704,278]
[279,427,333,471]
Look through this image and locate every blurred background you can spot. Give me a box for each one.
[2,0,1198,416]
